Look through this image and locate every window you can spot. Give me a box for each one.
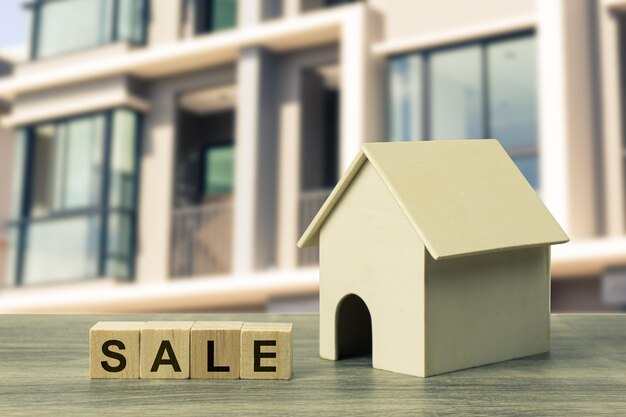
[30,0,147,60]
[202,144,234,198]
[194,0,237,34]
[6,109,141,286]
[388,33,539,188]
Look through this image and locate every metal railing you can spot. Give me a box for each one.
[298,188,332,266]
[170,201,233,278]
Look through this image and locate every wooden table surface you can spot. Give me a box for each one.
[1,314,626,416]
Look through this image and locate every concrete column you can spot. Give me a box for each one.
[239,0,282,26]
[148,0,183,46]
[283,0,302,17]
[136,91,176,283]
[233,47,278,274]
[277,59,302,270]
[339,6,383,172]
[537,0,599,239]
[599,4,626,235]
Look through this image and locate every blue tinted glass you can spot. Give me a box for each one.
[388,54,423,141]
[22,216,101,285]
[31,115,104,217]
[35,0,114,58]
[512,155,539,189]
[487,36,537,150]
[430,45,483,139]
[109,109,138,209]
[117,0,146,43]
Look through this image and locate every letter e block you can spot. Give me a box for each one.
[190,321,243,379]
[90,321,144,379]
[140,321,193,379]
[240,322,292,380]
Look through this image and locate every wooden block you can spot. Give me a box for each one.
[240,322,293,380]
[190,321,243,379]
[90,321,144,379]
[140,321,193,379]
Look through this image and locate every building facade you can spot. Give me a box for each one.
[0,0,625,312]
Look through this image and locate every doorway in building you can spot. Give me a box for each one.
[335,294,372,359]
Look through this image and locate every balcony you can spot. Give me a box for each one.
[298,188,332,266]
[170,201,233,277]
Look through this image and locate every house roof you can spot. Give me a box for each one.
[297,140,569,260]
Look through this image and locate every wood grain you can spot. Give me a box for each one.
[1,314,626,415]
[190,321,242,379]
[140,321,193,379]
[240,322,293,380]
[89,322,144,379]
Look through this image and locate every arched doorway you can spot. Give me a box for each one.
[335,294,372,359]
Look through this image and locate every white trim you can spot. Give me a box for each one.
[0,269,320,313]
[1,94,150,128]
[372,14,536,56]
[552,238,626,279]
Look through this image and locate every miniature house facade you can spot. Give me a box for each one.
[298,140,569,377]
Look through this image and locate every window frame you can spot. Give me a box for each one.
[387,30,539,185]
[7,108,143,286]
[28,0,149,61]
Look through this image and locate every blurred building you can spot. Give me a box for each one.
[0,0,625,312]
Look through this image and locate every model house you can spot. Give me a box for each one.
[298,140,569,377]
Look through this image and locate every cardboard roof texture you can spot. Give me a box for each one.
[298,140,569,259]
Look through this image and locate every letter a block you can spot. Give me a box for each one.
[90,322,144,379]
[140,321,193,379]
[190,321,243,379]
[240,322,293,380]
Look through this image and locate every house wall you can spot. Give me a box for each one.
[319,161,426,376]
[424,246,550,376]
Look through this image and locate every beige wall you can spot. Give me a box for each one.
[369,0,536,41]
[0,120,14,287]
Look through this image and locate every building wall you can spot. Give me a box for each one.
[0,0,624,312]
[369,0,536,41]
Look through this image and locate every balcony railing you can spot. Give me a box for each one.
[298,188,332,266]
[170,202,233,278]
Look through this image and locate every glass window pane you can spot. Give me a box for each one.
[22,216,101,285]
[512,155,539,189]
[430,45,483,139]
[109,109,139,209]
[4,228,20,288]
[106,212,133,279]
[10,130,26,220]
[35,0,114,58]
[204,145,234,197]
[117,0,145,43]
[211,0,237,31]
[64,116,105,208]
[31,115,104,216]
[107,212,132,257]
[487,35,538,150]
[388,53,423,141]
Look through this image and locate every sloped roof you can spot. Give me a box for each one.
[297,140,569,260]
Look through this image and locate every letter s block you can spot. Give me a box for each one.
[240,322,293,380]
[89,322,144,379]
[140,321,193,379]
